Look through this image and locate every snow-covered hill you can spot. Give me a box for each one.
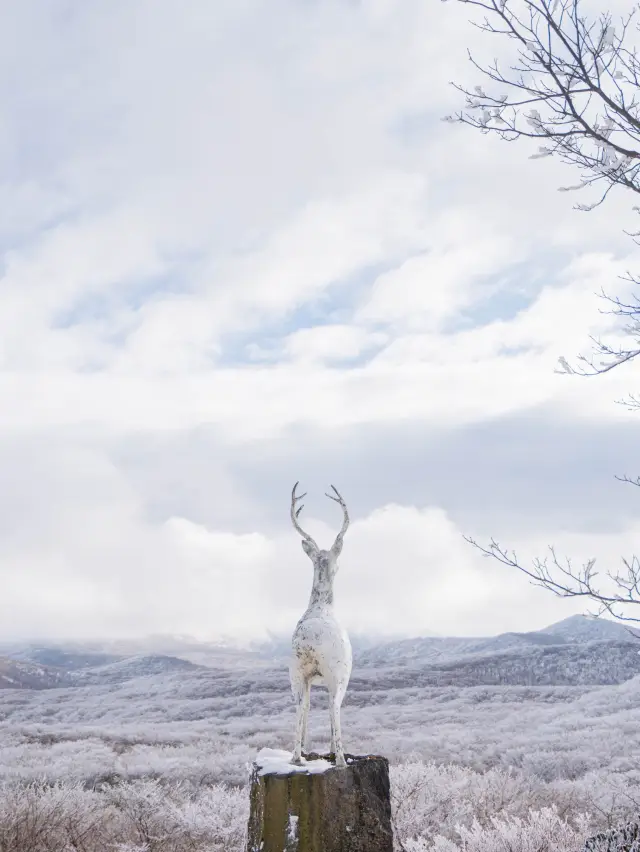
[0,657,67,689]
[354,615,636,668]
[68,654,203,685]
[5,646,122,671]
[352,640,640,687]
[3,615,638,690]
[539,613,634,642]
[0,653,203,689]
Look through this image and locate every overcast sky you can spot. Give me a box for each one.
[1,0,639,644]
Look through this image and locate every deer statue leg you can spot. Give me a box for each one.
[328,680,347,768]
[329,710,336,755]
[300,680,311,755]
[291,675,310,765]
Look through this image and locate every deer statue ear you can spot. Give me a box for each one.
[301,539,316,557]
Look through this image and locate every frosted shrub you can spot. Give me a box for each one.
[0,747,637,852]
[105,779,248,851]
[0,781,117,852]
[391,762,476,843]
[0,779,247,852]
[585,822,640,852]
[390,760,591,849]
[162,782,247,850]
[406,808,591,852]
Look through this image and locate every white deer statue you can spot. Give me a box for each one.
[289,481,352,768]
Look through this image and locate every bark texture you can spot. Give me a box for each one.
[245,753,393,852]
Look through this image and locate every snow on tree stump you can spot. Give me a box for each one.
[245,749,393,852]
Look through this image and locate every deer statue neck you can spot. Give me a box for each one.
[308,554,335,609]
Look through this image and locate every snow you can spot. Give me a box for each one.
[287,814,298,844]
[255,748,334,776]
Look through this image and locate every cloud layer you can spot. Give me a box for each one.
[1,0,638,642]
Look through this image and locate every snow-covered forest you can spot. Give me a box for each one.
[1,619,640,850]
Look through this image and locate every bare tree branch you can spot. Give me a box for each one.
[447,0,640,626]
[464,535,640,635]
[554,275,640,418]
[443,0,640,209]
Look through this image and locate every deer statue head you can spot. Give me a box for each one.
[290,481,349,582]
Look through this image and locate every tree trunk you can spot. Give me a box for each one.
[245,752,393,852]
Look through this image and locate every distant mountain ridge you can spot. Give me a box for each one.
[1,615,638,690]
[541,614,633,642]
[68,654,202,685]
[351,640,640,688]
[354,615,636,668]
[6,647,122,671]
[0,653,204,690]
[0,657,68,690]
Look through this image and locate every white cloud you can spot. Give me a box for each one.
[0,471,617,642]
[281,325,387,365]
[356,213,519,332]
[0,0,638,641]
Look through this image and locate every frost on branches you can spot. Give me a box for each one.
[0,779,247,852]
[0,762,635,852]
[1,671,640,850]
[443,0,640,212]
[445,0,640,630]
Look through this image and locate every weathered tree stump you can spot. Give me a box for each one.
[245,749,393,852]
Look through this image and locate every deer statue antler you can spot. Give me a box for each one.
[291,481,318,549]
[325,484,349,554]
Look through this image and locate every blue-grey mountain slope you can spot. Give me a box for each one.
[2,615,638,689]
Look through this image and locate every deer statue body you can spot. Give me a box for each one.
[289,482,352,768]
